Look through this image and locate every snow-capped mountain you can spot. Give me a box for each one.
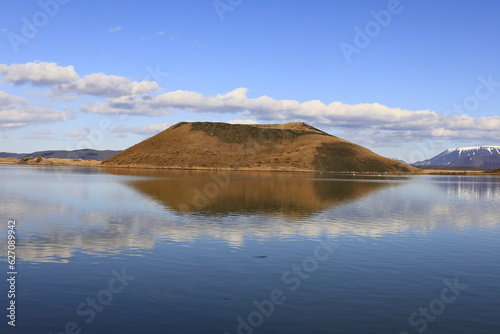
[413,146,500,168]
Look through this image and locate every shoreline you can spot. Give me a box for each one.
[2,157,499,175]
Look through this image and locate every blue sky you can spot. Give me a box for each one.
[1,0,500,162]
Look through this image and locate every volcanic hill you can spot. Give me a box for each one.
[102,122,418,173]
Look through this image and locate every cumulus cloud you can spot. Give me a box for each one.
[228,119,259,124]
[80,98,172,116]
[65,130,89,137]
[0,91,70,129]
[109,123,170,136]
[2,61,499,145]
[0,62,78,86]
[22,129,53,140]
[0,62,159,98]
[48,95,80,102]
[56,73,159,98]
[80,87,500,143]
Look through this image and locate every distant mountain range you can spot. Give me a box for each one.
[413,146,500,169]
[0,149,121,161]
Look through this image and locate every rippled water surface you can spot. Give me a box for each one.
[1,165,500,333]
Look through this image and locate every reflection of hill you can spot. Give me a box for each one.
[5,168,500,264]
[2,170,401,263]
[103,168,396,216]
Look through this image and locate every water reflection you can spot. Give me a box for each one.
[2,166,500,334]
[102,168,398,216]
[5,166,500,264]
[432,175,500,200]
[2,167,406,263]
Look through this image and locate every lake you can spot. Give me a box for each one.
[1,165,499,334]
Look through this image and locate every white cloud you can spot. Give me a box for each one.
[56,73,159,97]
[81,87,500,143]
[22,129,53,140]
[2,61,499,146]
[0,62,159,98]
[109,123,170,136]
[228,119,259,124]
[80,98,173,116]
[0,91,70,129]
[0,62,78,86]
[65,130,88,137]
[108,26,123,33]
[48,95,80,102]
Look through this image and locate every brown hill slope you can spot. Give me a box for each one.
[102,122,418,173]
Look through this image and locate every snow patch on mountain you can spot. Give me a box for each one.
[414,146,500,167]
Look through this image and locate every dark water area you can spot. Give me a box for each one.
[1,165,499,333]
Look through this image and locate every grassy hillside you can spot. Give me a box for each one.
[103,122,418,173]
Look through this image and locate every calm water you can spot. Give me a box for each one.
[1,165,500,334]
